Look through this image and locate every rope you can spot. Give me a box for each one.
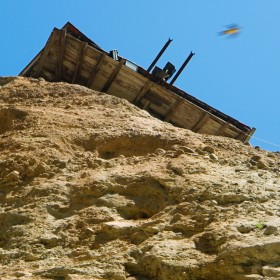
[250,135,280,148]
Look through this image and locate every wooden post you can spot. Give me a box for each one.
[244,127,256,143]
[164,99,184,122]
[142,100,151,110]
[34,29,58,78]
[72,42,88,83]
[133,81,153,104]
[192,113,210,133]
[217,122,230,135]
[56,29,66,81]
[102,58,126,93]
[87,52,106,88]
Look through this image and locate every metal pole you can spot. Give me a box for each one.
[147,38,173,73]
[169,51,195,85]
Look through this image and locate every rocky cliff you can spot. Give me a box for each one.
[0,77,279,280]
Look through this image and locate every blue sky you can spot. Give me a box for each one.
[1,0,280,151]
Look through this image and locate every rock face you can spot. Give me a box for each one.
[0,77,280,280]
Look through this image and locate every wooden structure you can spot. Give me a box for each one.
[20,22,255,143]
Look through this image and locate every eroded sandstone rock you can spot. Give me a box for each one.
[0,77,279,279]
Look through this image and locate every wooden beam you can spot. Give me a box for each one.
[102,58,126,93]
[236,127,256,143]
[164,99,184,122]
[72,42,88,83]
[143,100,151,110]
[55,29,66,81]
[244,127,256,143]
[133,81,153,104]
[141,92,163,107]
[192,113,210,133]
[34,29,58,78]
[87,52,106,88]
[217,122,230,136]
[236,131,247,142]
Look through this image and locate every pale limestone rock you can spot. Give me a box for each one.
[195,148,207,155]
[180,146,195,154]
[39,233,60,248]
[210,153,218,160]
[251,155,262,162]
[257,159,270,170]
[173,149,185,157]
[25,166,35,178]
[236,222,254,234]
[264,225,278,235]
[262,265,280,277]
[3,170,19,183]
[203,145,215,154]
[0,77,279,280]
[155,148,166,156]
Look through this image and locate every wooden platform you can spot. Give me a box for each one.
[20,22,255,143]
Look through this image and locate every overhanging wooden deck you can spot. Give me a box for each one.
[20,22,255,143]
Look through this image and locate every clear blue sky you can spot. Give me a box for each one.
[1,1,280,151]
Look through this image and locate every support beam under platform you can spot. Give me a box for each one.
[72,42,88,83]
[102,58,126,93]
[56,29,66,81]
[87,52,106,88]
[34,30,58,78]
[133,81,153,104]
[192,113,211,133]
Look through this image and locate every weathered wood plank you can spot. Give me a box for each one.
[192,113,211,133]
[133,81,153,104]
[72,42,88,83]
[111,67,148,93]
[243,127,256,143]
[217,122,230,136]
[200,118,225,135]
[164,99,184,122]
[102,58,126,92]
[34,29,59,78]
[236,131,247,142]
[55,29,66,81]
[87,52,106,88]
[143,100,151,110]
[236,127,255,143]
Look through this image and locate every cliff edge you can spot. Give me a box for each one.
[0,77,279,280]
